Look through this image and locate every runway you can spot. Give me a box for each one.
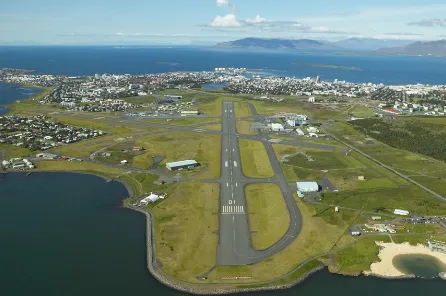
[216,102,302,265]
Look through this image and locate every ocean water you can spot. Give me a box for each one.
[0,46,445,85]
[1,172,446,295]
[0,81,42,111]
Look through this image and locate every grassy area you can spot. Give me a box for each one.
[283,149,366,170]
[332,236,391,274]
[323,185,446,216]
[33,160,128,180]
[410,176,446,197]
[197,96,222,117]
[239,139,274,178]
[132,131,221,179]
[152,182,219,282]
[328,121,446,179]
[145,118,219,126]
[234,102,252,118]
[200,123,222,131]
[0,144,34,159]
[236,121,256,135]
[249,98,350,120]
[350,106,377,118]
[245,184,290,250]
[350,117,446,162]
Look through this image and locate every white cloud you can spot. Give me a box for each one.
[210,14,242,27]
[216,0,228,7]
[407,18,446,27]
[246,15,267,24]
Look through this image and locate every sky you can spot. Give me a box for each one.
[1,0,446,45]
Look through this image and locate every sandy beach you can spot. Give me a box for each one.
[365,241,446,277]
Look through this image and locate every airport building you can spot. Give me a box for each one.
[296,181,319,193]
[394,209,409,216]
[270,123,284,132]
[166,160,199,171]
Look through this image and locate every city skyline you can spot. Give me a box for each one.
[1,0,446,44]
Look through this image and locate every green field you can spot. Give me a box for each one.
[236,120,256,135]
[152,182,219,282]
[349,106,377,118]
[333,236,391,274]
[324,185,446,216]
[245,184,290,250]
[239,139,274,178]
[234,102,252,118]
[33,160,129,180]
[132,131,221,179]
[0,144,34,159]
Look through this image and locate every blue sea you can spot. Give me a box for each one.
[0,46,445,85]
[0,82,42,114]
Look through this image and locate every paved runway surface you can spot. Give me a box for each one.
[216,102,302,265]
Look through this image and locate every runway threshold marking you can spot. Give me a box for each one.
[222,205,245,214]
[234,161,238,167]
[225,161,228,167]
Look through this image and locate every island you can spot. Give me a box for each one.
[291,62,363,70]
[2,68,446,294]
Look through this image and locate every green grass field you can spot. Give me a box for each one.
[239,139,274,178]
[333,236,391,274]
[0,144,34,159]
[245,184,290,250]
[33,160,129,180]
[324,185,446,216]
[201,123,222,131]
[236,121,256,135]
[132,131,221,179]
[234,102,252,118]
[350,106,377,118]
[152,182,219,282]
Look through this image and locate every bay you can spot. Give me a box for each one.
[0,81,42,107]
[1,172,446,295]
[1,46,445,85]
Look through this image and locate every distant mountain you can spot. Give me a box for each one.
[333,38,414,51]
[214,38,339,50]
[376,39,446,56]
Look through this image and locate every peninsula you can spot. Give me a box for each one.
[2,68,446,294]
[291,62,362,70]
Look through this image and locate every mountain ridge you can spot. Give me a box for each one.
[376,39,446,56]
[214,37,425,52]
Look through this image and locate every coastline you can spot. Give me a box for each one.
[125,201,326,295]
[4,170,442,293]
[365,241,446,278]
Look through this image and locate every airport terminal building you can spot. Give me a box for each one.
[166,160,199,171]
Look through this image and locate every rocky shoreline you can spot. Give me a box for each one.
[364,273,416,279]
